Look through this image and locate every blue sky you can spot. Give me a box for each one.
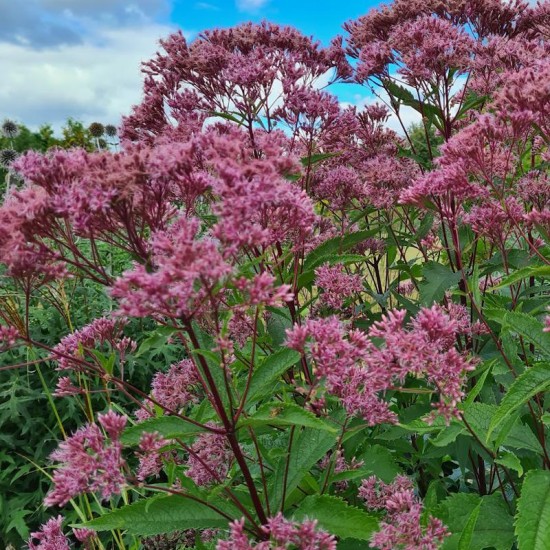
[0,0,385,132]
[171,0,378,44]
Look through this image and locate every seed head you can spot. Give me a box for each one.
[1,119,20,139]
[0,148,18,167]
[88,122,105,137]
[104,124,118,137]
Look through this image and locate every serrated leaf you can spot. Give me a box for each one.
[515,470,550,549]
[420,262,462,306]
[495,452,523,478]
[136,327,178,357]
[463,402,540,453]
[120,416,206,446]
[492,265,550,289]
[245,349,301,403]
[431,424,465,447]
[266,307,293,347]
[209,110,245,125]
[238,402,337,432]
[79,495,233,535]
[357,444,401,483]
[487,363,550,440]
[292,495,378,540]
[457,502,481,550]
[463,361,494,409]
[502,311,550,359]
[435,493,514,550]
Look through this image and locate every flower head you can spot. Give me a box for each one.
[28,516,70,550]
[45,411,127,506]
[88,122,105,137]
[1,119,20,139]
[359,476,449,550]
[0,148,18,167]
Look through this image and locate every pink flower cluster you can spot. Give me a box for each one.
[0,324,19,348]
[287,305,474,425]
[52,317,135,371]
[27,516,70,550]
[136,431,169,480]
[315,264,363,309]
[359,476,448,550]
[185,431,232,486]
[121,22,350,144]
[136,359,200,420]
[216,514,336,550]
[45,410,127,506]
[319,450,364,491]
[111,216,232,319]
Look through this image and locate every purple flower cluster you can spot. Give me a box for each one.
[185,430,232,486]
[52,317,134,371]
[359,476,448,550]
[315,264,364,309]
[216,514,336,550]
[45,411,127,506]
[136,359,200,420]
[287,305,475,425]
[27,516,70,550]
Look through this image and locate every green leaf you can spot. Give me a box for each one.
[80,494,233,535]
[266,307,293,347]
[463,361,494,409]
[238,402,337,432]
[270,426,338,511]
[357,444,401,483]
[209,110,246,126]
[120,416,206,446]
[515,469,550,549]
[487,363,550,440]
[435,493,514,550]
[420,262,462,306]
[495,452,523,478]
[300,152,339,167]
[463,402,541,453]
[431,424,465,447]
[502,311,550,359]
[457,502,481,550]
[245,349,301,403]
[456,92,488,119]
[492,265,550,290]
[302,230,376,272]
[292,495,378,540]
[416,213,435,240]
[136,327,178,357]
[383,79,443,123]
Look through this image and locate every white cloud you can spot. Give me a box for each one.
[0,0,170,48]
[0,23,180,132]
[236,0,269,12]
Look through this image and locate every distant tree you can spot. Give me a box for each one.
[0,118,108,196]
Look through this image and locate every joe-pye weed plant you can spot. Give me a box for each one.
[1,0,550,548]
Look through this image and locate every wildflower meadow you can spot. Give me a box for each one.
[1,0,550,548]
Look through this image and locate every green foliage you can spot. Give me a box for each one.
[292,495,378,540]
[435,493,515,550]
[82,494,235,535]
[515,470,550,550]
